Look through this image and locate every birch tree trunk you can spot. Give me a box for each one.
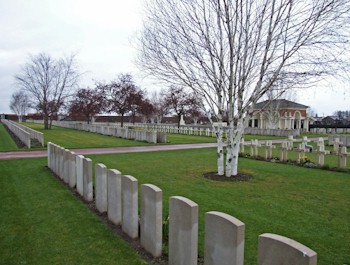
[225,119,245,177]
[215,120,225,176]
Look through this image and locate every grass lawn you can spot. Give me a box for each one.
[1,148,349,264]
[22,123,152,149]
[87,148,350,265]
[0,123,19,151]
[0,158,147,265]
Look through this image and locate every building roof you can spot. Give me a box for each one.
[253,99,309,110]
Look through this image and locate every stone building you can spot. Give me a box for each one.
[249,99,309,132]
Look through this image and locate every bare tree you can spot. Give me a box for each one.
[163,86,198,128]
[137,0,350,177]
[129,88,145,124]
[100,73,143,127]
[9,90,31,122]
[138,98,155,123]
[15,53,80,129]
[187,96,205,124]
[68,87,106,124]
[149,90,169,123]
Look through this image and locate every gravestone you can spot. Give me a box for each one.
[250,139,261,158]
[140,184,163,258]
[47,142,52,169]
[287,135,294,150]
[333,138,342,154]
[258,233,317,265]
[83,158,93,202]
[63,149,70,184]
[180,115,185,126]
[157,132,167,143]
[68,151,76,188]
[302,136,310,146]
[338,146,350,168]
[264,140,275,160]
[296,144,306,163]
[59,147,65,179]
[95,163,107,213]
[107,169,122,225]
[280,142,289,162]
[122,175,139,239]
[52,143,57,174]
[204,211,245,265]
[315,145,330,166]
[76,155,84,196]
[240,138,245,154]
[316,137,324,150]
[169,196,198,265]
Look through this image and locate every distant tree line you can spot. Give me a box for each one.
[68,73,203,127]
[11,53,204,129]
[333,110,350,119]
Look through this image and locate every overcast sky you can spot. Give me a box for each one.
[0,0,349,116]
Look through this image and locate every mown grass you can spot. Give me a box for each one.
[1,148,349,264]
[22,122,218,147]
[87,148,350,265]
[0,123,19,151]
[22,123,152,149]
[0,158,147,265]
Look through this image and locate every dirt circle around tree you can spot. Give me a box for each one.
[203,172,253,182]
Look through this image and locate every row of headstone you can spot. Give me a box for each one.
[310,127,350,134]
[50,121,167,143]
[2,119,31,148]
[48,142,160,256]
[135,124,217,137]
[8,120,45,146]
[48,141,318,265]
[240,137,349,168]
[328,135,350,147]
[137,124,301,137]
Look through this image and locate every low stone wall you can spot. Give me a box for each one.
[2,119,31,148]
[47,142,318,264]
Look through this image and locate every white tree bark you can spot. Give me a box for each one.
[216,124,224,176]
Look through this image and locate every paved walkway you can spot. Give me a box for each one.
[0,143,218,160]
[0,137,323,160]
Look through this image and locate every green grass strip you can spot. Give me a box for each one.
[0,123,19,151]
[22,123,152,149]
[0,158,147,265]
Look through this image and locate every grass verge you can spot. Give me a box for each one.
[0,123,19,151]
[0,158,147,265]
